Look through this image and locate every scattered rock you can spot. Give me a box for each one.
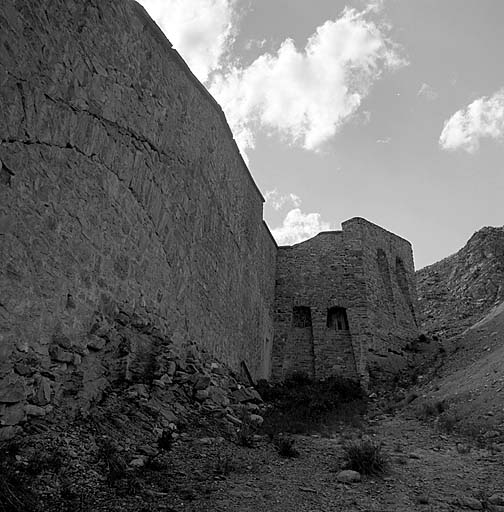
[194,389,209,401]
[49,345,74,363]
[248,414,264,426]
[193,375,211,390]
[129,456,147,468]
[86,335,106,351]
[337,470,361,483]
[225,414,243,426]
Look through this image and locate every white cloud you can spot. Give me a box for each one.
[439,88,504,153]
[137,0,238,82]
[417,82,438,101]
[376,136,391,144]
[272,208,332,245]
[209,7,406,158]
[264,189,301,211]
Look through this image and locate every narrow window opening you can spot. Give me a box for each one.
[327,306,349,331]
[292,306,312,328]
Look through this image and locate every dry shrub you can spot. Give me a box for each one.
[276,437,299,458]
[343,439,387,475]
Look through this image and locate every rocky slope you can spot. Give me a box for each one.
[416,226,504,339]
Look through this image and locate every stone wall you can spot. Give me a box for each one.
[272,218,419,384]
[0,0,276,434]
[346,218,418,381]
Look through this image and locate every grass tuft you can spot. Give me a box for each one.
[343,439,387,475]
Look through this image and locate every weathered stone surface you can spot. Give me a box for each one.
[0,403,25,425]
[0,425,23,441]
[0,375,25,403]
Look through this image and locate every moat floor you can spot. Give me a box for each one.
[174,414,504,512]
[6,406,504,511]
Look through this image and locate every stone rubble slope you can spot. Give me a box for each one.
[0,307,264,441]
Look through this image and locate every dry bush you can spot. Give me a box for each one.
[276,437,299,458]
[258,374,365,436]
[414,399,445,420]
[343,439,387,475]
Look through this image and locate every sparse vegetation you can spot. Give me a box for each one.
[343,439,387,475]
[236,416,256,448]
[97,438,128,483]
[438,412,458,433]
[258,373,365,436]
[157,429,174,451]
[414,399,446,420]
[214,450,236,476]
[276,437,299,458]
[0,444,38,512]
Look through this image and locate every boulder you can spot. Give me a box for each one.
[337,470,361,483]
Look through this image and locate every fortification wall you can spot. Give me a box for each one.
[0,0,276,432]
[272,232,363,381]
[272,218,419,384]
[343,218,418,379]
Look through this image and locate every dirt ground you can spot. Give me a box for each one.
[3,396,504,512]
[195,413,504,512]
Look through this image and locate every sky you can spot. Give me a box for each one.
[138,0,504,269]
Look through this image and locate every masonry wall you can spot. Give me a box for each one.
[0,0,276,431]
[273,232,363,381]
[343,218,419,381]
[272,218,419,384]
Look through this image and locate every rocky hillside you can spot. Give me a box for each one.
[416,226,504,339]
